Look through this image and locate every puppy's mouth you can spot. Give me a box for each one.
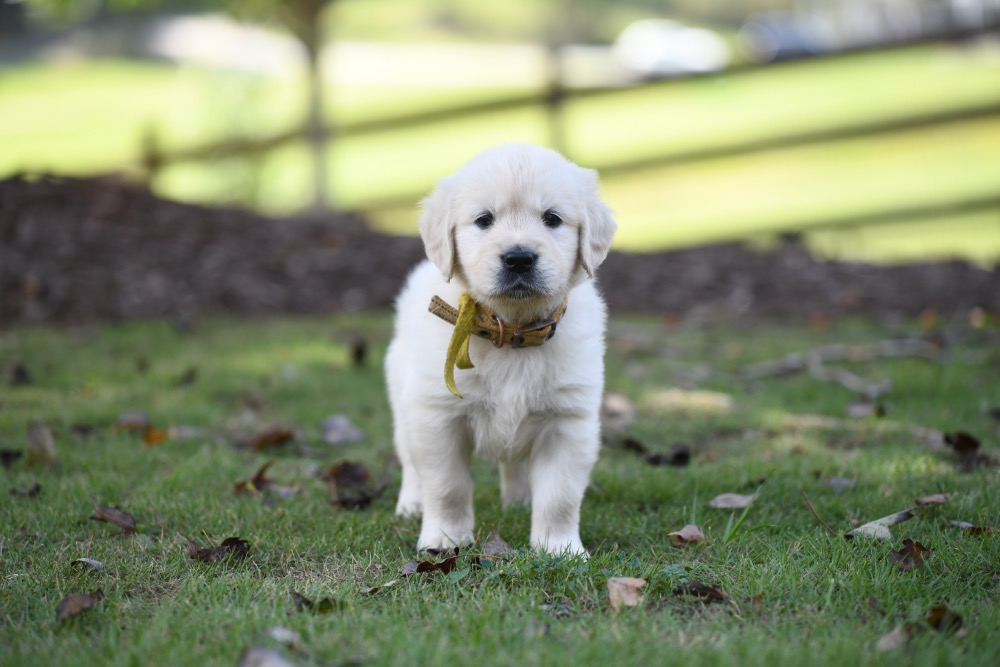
[494,273,547,301]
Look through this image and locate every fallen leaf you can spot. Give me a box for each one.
[9,362,32,386]
[322,460,386,509]
[234,461,301,499]
[56,589,103,621]
[71,558,104,572]
[174,366,198,387]
[668,524,705,545]
[250,425,296,452]
[482,529,516,557]
[825,477,856,492]
[889,539,931,572]
[401,550,459,577]
[26,422,56,466]
[673,581,728,602]
[0,449,22,469]
[142,425,170,446]
[267,626,301,649]
[320,414,366,446]
[187,536,250,563]
[644,444,691,467]
[289,591,339,615]
[115,412,151,432]
[70,423,98,438]
[915,493,953,506]
[944,431,992,471]
[925,606,962,633]
[709,493,755,509]
[845,508,914,541]
[350,337,368,368]
[876,624,914,652]
[359,579,397,596]
[10,482,41,497]
[645,388,733,414]
[601,392,636,435]
[607,577,646,610]
[847,400,885,419]
[90,503,136,534]
[949,520,997,536]
[236,646,300,667]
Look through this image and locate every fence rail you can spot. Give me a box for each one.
[139,29,1000,242]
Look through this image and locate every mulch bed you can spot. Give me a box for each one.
[1,174,997,324]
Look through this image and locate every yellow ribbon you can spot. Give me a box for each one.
[444,292,477,398]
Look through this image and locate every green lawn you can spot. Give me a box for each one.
[2,42,1000,263]
[1,314,998,666]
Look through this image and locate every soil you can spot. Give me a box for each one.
[2,174,997,325]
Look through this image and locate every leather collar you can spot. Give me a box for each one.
[428,295,567,349]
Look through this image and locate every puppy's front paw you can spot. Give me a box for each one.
[395,496,423,517]
[533,534,588,558]
[417,524,475,552]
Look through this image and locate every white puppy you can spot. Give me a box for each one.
[385,143,616,555]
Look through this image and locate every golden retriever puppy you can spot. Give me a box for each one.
[385,143,616,555]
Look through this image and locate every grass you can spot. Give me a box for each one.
[1,312,998,666]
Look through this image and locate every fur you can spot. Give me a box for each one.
[385,143,616,554]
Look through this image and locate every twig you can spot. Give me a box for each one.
[802,492,838,537]
[742,339,938,399]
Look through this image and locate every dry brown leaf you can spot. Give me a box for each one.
[915,493,953,506]
[142,425,171,446]
[949,520,997,536]
[322,460,386,510]
[10,482,41,497]
[845,508,914,541]
[26,422,56,466]
[1,449,23,469]
[607,577,646,610]
[89,503,136,534]
[673,581,728,602]
[668,524,705,545]
[250,426,296,451]
[889,539,931,572]
[482,529,516,557]
[709,493,755,509]
[234,461,300,499]
[56,589,103,621]
[187,536,250,563]
[925,606,963,633]
[401,550,460,576]
[289,591,339,615]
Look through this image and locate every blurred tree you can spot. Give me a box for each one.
[26,0,336,213]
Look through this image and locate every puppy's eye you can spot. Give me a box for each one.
[474,212,494,229]
[542,210,563,228]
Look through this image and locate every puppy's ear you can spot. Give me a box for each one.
[418,177,458,281]
[577,171,617,277]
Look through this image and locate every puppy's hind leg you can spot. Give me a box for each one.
[392,413,423,517]
[500,459,531,509]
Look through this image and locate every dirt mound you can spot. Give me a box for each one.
[2,174,997,324]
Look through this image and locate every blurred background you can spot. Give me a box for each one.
[3,0,1000,265]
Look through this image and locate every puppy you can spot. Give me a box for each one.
[385,143,616,555]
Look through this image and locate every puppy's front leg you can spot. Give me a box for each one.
[410,416,476,551]
[529,415,599,556]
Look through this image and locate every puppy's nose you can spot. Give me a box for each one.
[502,249,537,274]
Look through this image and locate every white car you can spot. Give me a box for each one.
[613,19,731,78]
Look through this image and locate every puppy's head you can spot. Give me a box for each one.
[418,144,616,319]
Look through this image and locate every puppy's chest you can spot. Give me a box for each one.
[465,351,561,461]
